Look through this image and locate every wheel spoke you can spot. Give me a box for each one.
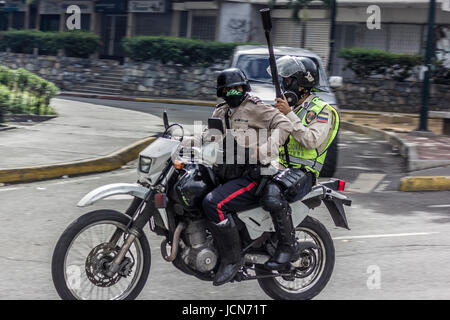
[273,227,326,294]
[63,220,144,300]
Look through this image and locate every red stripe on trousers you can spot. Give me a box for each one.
[216,181,258,221]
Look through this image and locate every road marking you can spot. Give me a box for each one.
[333,232,440,240]
[53,176,101,185]
[0,169,136,193]
[338,166,374,171]
[427,204,450,208]
[337,143,350,149]
[355,155,382,159]
[0,187,20,192]
[347,173,386,193]
[351,136,372,140]
[374,180,391,193]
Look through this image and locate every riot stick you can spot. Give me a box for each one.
[260,8,283,99]
[260,8,292,170]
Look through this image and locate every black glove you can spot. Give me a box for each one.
[272,169,308,196]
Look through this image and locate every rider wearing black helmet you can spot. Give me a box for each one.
[199,68,292,286]
[262,56,340,271]
[216,68,251,107]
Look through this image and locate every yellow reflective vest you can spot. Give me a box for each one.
[279,97,340,177]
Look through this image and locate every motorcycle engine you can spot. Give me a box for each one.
[180,220,218,273]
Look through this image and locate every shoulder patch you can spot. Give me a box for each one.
[248,96,262,104]
[317,110,329,123]
[305,110,317,124]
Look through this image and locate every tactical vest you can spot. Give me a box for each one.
[279,97,340,177]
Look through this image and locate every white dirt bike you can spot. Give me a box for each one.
[51,113,351,300]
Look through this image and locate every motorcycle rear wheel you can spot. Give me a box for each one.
[51,210,151,300]
[256,216,335,300]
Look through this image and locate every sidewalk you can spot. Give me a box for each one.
[52,92,450,191]
[340,112,450,191]
[0,98,162,183]
[1,93,449,191]
[61,90,450,170]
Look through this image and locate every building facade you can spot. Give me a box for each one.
[0,0,27,30]
[1,0,449,72]
[331,0,450,77]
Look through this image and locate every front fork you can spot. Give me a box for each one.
[106,192,156,277]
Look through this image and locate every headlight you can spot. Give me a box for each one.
[139,156,152,173]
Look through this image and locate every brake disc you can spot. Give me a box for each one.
[85,243,123,287]
[293,249,317,278]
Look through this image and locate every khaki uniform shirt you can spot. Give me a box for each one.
[184,94,293,166]
[285,94,336,155]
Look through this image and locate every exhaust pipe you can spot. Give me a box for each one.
[160,222,186,262]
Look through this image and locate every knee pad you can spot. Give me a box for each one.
[260,183,287,212]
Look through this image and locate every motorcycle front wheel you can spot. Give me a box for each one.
[256,216,335,300]
[51,210,151,300]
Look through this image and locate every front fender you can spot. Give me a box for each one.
[77,183,149,207]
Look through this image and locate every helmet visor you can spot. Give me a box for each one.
[266,55,306,78]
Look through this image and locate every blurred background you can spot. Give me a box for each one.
[0,0,450,300]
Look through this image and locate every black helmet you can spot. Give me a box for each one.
[216,68,251,98]
[267,56,319,89]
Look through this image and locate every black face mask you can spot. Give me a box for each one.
[282,77,308,106]
[224,91,246,108]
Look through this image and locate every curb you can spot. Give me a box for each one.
[341,121,450,172]
[56,92,450,191]
[399,176,450,191]
[341,121,410,157]
[58,92,447,119]
[0,136,156,184]
[341,121,450,192]
[0,124,17,132]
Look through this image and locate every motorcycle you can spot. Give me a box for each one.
[51,113,352,300]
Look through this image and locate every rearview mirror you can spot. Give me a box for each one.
[329,76,343,89]
[163,111,169,130]
[208,118,224,134]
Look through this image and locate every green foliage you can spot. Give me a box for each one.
[122,36,252,65]
[338,48,424,81]
[0,85,11,108]
[0,65,59,118]
[0,30,101,58]
[59,31,102,58]
[0,30,41,54]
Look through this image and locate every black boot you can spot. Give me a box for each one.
[208,217,243,286]
[265,206,297,271]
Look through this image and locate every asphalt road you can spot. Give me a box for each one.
[61,96,214,126]
[1,98,450,300]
